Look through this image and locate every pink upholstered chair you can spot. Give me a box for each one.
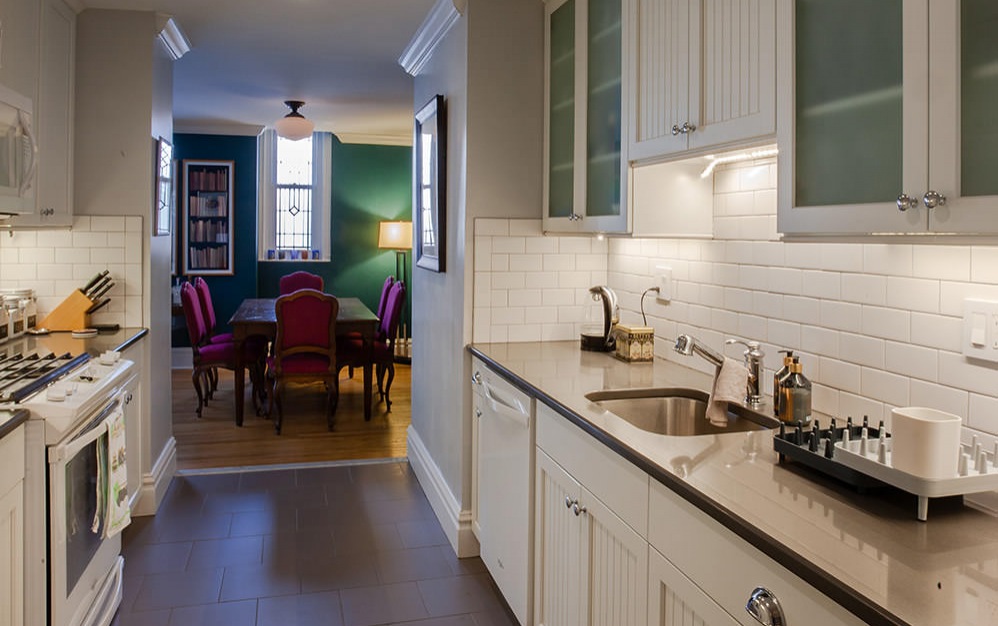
[347,275,395,379]
[339,280,405,411]
[279,270,324,295]
[267,288,340,434]
[181,282,265,418]
[193,277,232,344]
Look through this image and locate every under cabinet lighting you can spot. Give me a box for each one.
[700,147,779,179]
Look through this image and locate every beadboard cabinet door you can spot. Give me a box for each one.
[648,547,740,626]
[535,449,648,626]
[627,0,776,162]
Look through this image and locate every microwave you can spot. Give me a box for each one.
[0,83,37,214]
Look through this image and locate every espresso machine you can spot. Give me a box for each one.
[580,285,619,352]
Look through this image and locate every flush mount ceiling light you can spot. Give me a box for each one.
[274,100,315,141]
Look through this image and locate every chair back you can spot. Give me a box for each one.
[379,281,406,348]
[279,271,324,295]
[192,277,218,333]
[180,282,208,350]
[375,275,395,337]
[273,288,339,375]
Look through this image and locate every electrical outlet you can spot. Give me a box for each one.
[655,266,672,301]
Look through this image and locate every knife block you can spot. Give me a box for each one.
[39,290,94,331]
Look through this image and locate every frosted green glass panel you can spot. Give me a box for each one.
[549,0,576,218]
[962,0,998,197]
[586,0,621,218]
[795,0,902,207]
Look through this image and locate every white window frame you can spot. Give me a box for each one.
[257,129,332,260]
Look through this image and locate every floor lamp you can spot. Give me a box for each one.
[378,221,412,363]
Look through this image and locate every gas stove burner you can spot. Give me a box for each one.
[0,350,90,404]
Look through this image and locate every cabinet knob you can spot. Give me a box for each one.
[475,408,482,418]
[922,190,947,209]
[671,122,696,135]
[565,496,575,509]
[745,587,786,626]
[568,213,583,222]
[672,124,682,136]
[471,371,482,385]
[572,502,587,516]
[896,194,919,212]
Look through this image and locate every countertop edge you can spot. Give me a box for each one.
[110,328,148,353]
[468,345,905,626]
[0,409,29,440]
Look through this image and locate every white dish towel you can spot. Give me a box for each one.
[104,406,131,538]
[707,357,749,427]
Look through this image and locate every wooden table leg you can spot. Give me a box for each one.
[233,335,245,427]
[363,331,373,420]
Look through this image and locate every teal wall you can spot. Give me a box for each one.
[174,134,412,345]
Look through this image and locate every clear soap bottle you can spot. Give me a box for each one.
[778,357,812,424]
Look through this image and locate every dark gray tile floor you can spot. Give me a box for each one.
[111,461,518,626]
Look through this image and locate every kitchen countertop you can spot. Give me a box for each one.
[469,341,998,626]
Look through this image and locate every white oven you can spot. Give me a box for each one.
[13,352,135,626]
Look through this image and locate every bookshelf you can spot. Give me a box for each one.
[182,159,234,275]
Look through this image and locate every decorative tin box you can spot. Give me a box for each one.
[612,324,655,362]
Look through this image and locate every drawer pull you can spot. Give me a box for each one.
[746,587,785,626]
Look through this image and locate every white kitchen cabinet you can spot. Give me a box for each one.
[649,546,740,626]
[648,480,866,626]
[543,0,630,234]
[627,0,776,163]
[535,402,649,626]
[121,371,141,510]
[778,0,998,235]
[0,426,25,626]
[0,0,40,100]
[23,0,76,227]
[471,357,535,626]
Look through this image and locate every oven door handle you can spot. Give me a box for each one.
[48,403,119,464]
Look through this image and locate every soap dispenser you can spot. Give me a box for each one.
[773,350,794,416]
[778,357,812,424]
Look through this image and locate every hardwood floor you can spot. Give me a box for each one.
[172,365,411,470]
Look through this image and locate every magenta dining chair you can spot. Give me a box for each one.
[279,271,324,295]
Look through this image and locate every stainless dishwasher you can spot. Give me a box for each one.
[472,357,535,626]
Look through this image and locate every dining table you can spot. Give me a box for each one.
[228,296,380,426]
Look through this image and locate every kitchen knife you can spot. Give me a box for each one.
[86,276,112,299]
[89,280,114,301]
[81,270,108,295]
[85,297,111,315]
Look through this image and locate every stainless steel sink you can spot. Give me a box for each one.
[585,387,779,436]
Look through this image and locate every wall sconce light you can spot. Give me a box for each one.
[274,100,315,141]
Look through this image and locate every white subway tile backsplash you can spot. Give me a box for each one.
[489,290,508,308]
[913,245,971,281]
[474,237,492,270]
[910,380,968,421]
[861,306,909,342]
[493,236,526,254]
[802,270,840,300]
[475,218,509,236]
[886,276,940,314]
[861,367,909,407]
[492,272,524,290]
[475,173,998,439]
[509,254,543,272]
[971,247,998,284]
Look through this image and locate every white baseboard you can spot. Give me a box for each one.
[407,425,479,558]
[132,436,176,516]
[172,348,192,369]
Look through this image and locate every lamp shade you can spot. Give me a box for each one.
[378,221,412,250]
[274,100,315,141]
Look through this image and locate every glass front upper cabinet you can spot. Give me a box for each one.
[543,0,627,233]
[779,0,998,235]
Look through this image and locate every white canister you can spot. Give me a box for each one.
[4,296,24,339]
[890,407,962,479]
[0,305,8,344]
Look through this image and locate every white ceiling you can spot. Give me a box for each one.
[81,0,437,143]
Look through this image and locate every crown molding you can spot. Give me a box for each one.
[398,0,465,76]
[335,132,412,147]
[155,14,191,61]
[173,121,266,137]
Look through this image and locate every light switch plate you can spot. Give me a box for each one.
[963,299,998,362]
[655,266,672,301]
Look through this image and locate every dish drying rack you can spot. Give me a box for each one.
[774,418,998,521]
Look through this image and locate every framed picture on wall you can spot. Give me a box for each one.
[154,137,174,237]
[414,94,446,273]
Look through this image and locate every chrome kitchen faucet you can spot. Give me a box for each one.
[673,334,765,407]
